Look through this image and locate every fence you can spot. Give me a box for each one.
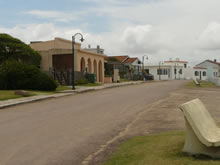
[47,69,86,85]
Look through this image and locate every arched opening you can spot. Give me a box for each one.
[88,58,92,73]
[93,60,98,82]
[80,57,86,72]
[194,71,199,76]
[98,60,103,82]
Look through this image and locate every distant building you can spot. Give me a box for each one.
[83,45,104,55]
[145,58,188,80]
[184,66,207,81]
[195,59,220,81]
[104,55,142,76]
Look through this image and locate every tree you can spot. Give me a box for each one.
[108,57,119,62]
[0,33,41,66]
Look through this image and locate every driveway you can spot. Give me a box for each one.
[0,80,186,165]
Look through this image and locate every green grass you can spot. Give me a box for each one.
[104,131,220,165]
[119,78,132,83]
[0,85,72,101]
[55,85,72,92]
[76,83,103,87]
[0,90,24,101]
[185,81,217,88]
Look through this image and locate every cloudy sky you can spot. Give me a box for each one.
[1,0,220,65]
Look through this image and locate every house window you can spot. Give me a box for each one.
[157,69,162,75]
[145,69,149,74]
[157,69,168,75]
[213,72,218,77]
[179,69,182,74]
[184,64,187,68]
[174,68,177,74]
[195,71,199,76]
[203,71,206,76]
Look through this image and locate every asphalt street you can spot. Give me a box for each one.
[0,80,186,165]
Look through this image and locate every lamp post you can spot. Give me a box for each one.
[72,33,84,90]
[159,61,162,80]
[174,63,177,80]
[142,55,148,75]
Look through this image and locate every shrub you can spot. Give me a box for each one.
[0,60,57,91]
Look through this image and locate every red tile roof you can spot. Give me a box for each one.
[106,56,129,62]
[196,60,220,67]
[206,60,220,66]
[124,58,138,63]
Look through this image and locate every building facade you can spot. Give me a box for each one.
[145,59,188,80]
[30,37,105,83]
[184,67,207,81]
[104,55,142,76]
[195,60,220,81]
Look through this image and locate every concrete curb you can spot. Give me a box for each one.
[0,93,74,109]
[0,81,147,109]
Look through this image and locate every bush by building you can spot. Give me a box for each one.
[0,60,57,91]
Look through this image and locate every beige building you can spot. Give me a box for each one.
[30,37,105,83]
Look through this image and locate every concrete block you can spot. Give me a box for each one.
[179,99,220,158]
[14,90,30,97]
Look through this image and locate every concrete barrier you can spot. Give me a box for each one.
[179,99,220,158]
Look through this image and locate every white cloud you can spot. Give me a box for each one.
[198,22,220,50]
[26,10,80,22]
[120,25,175,54]
[0,24,84,43]
[2,0,220,65]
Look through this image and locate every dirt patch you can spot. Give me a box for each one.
[87,87,220,165]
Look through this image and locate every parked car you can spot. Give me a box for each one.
[144,74,154,80]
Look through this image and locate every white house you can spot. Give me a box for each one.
[195,60,220,81]
[184,67,207,81]
[164,59,188,80]
[145,59,188,80]
[145,58,220,82]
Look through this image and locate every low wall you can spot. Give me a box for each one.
[104,77,112,83]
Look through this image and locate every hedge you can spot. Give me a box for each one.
[0,60,57,91]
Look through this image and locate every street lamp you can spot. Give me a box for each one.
[142,55,148,75]
[174,63,177,80]
[159,61,163,80]
[72,33,84,90]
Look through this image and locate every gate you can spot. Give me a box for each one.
[49,69,85,85]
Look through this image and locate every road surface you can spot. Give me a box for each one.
[0,80,186,165]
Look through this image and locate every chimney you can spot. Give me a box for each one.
[97,45,100,53]
[214,59,217,62]
[88,45,91,49]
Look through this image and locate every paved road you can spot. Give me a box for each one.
[0,80,186,165]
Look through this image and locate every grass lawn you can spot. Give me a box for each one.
[0,85,72,101]
[104,131,220,165]
[76,83,103,87]
[0,90,24,101]
[185,81,217,88]
[120,78,132,83]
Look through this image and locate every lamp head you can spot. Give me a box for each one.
[80,37,84,42]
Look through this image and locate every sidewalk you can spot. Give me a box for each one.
[0,81,145,109]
